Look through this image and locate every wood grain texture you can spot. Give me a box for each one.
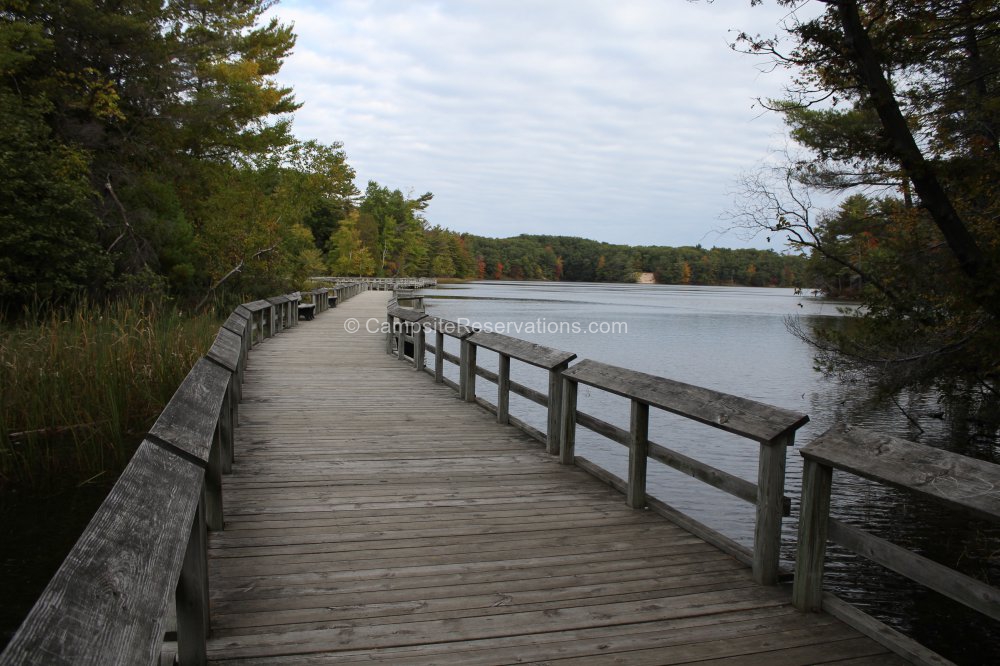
[149,358,229,465]
[0,442,203,666]
[386,304,427,323]
[467,330,576,369]
[198,291,910,665]
[424,315,475,338]
[802,424,1000,522]
[207,328,242,373]
[563,358,809,443]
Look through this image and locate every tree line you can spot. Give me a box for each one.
[461,235,806,287]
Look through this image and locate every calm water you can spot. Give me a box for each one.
[420,280,998,666]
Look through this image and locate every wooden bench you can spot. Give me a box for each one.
[298,302,316,320]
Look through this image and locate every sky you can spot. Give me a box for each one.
[264,0,822,249]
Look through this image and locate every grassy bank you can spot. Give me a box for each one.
[0,299,221,492]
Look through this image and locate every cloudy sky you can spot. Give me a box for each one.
[265,0,819,248]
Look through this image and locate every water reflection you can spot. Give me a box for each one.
[422,280,998,665]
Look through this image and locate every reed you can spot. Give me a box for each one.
[0,299,221,491]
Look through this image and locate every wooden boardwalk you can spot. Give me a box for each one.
[205,291,908,665]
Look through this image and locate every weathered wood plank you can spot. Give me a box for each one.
[222,311,248,337]
[467,330,576,369]
[829,518,1000,622]
[386,304,427,323]
[563,358,809,443]
[148,358,229,465]
[0,442,203,666]
[424,315,475,338]
[802,423,1000,523]
[207,327,242,373]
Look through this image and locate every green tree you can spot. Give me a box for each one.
[0,14,111,310]
[735,0,1000,411]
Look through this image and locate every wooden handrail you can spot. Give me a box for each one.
[793,424,1000,620]
[466,330,576,370]
[562,359,808,443]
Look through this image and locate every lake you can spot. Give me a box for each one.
[419,280,998,666]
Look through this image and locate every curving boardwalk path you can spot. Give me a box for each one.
[205,291,909,665]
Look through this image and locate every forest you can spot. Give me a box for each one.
[0,1,810,318]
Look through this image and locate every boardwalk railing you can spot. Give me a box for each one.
[0,285,362,666]
[559,359,807,586]
[793,424,1000,621]
[384,303,808,586]
[387,301,1000,659]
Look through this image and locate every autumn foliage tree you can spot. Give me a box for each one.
[735,0,1000,414]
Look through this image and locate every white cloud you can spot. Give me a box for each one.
[266,0,822,248]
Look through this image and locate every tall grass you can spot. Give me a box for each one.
[0,299,221,492]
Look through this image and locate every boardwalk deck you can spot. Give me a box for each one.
[206,291,910,665]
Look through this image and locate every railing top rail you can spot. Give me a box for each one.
[387,304,427,323]
[207,328,242,373]
[241,299,272,312]
[563,358,808,444]
[468,329,576,370]
[0,441,204,666]
[148,358,230,465]
[266,295,290,305]
[425,315,476,339]
[803,424,1000,523]
[223,311,248,336]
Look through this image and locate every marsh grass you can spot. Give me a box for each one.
[0,298,221,492]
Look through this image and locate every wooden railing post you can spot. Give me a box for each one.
[434,330,445,383]
[497,354,511,424]
[385,312,395,354]
[627,400,650,508]
[206,424,224,531]
[792,458,833,611]
[414,322,426,371]
[546,361,570,455]
[460,338,477,402]
[753,433,791,585]
[560,377,578,465]
[176,495,209,666]
[219,382,234,474]
[396,320,407,361]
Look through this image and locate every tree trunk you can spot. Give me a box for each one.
[831,0,986,280]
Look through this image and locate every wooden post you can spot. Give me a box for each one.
[560,377,578,465]
[176,495,209,666]
[396,321,407,361]
[497,354,511,424]
[545,361,570,455]
[793,458,833,611]
[460,339,477,402]
[753,433,791,585]
[205,424,224,531]
[434,330,445,383]
[385,313,395,354]
[627,400,649,508]
[414,322,426,371]
[220,383,233,474]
